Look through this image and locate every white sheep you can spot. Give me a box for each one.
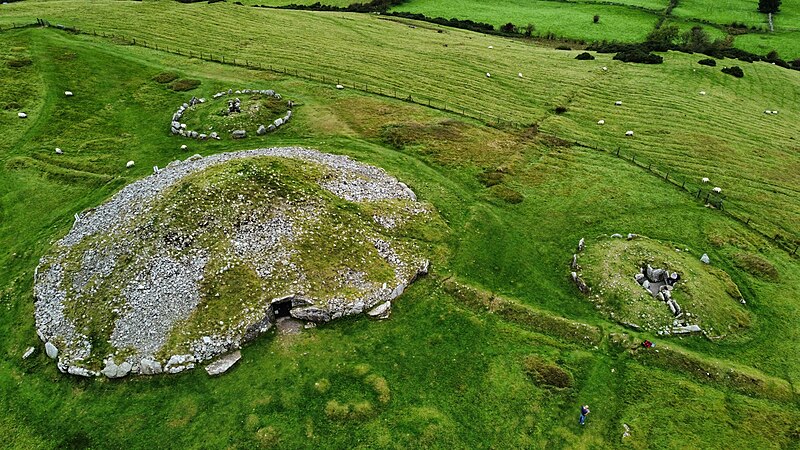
[335,84,344,90]
[180,144,188,150]
[764,110,771,114]
[615,101,622,106]
[625,130,634,136]
[65,91,73,97]
[518,73,523,78]
[597,120,605,125]
[126,160,135,168]
[486,73,491,78]
[17,112,27,118]
[772,110,779,114]
[602,67,608,71]
[488,45,493,49]
[712,187,722,193]
[701,177,709,183]
[699,91,706,95]
[55,148,63,155]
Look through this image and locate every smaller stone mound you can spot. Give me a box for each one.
[572,235,749,338]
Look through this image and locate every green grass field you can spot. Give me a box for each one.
[390,0,799,57]
[392,0,661,43]
[1,1,800,448]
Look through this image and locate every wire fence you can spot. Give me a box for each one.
[8,19,800,256]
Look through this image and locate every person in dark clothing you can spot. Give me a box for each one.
[579,404,590,425]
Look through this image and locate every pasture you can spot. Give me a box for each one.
[0,1,799,448]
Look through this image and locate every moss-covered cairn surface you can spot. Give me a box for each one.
[34,148,434,377]
[578,236,749,338]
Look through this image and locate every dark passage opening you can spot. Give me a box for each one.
[273,300,292,318]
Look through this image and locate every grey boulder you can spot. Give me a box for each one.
[205,350,241,376]
[367,301,391,320]
[45,342,58,359]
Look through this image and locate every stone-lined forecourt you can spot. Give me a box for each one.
[34,147,430,378]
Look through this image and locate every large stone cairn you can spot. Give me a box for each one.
[34,147,429,378]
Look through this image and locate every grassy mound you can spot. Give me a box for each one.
[579,237,750,338]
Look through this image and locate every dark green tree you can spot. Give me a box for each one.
[758,0,781,13]
[645,23,680,51]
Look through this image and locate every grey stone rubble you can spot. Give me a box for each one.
[172,89,288,140]
[633,263,702,333]
[205,350,241,375]
[34,147,429,378]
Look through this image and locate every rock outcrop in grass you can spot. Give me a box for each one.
[34,148,433,378]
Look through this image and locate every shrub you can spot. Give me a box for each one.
[254,426,280,447]
[500,22,517,34]
[522,23,535,37]
[555,45,572,51]
[489,185,524,204]
[314,378,331,393]
[7,58,32,68]
[365,374,391,404]
[721,66,744,78]
[681,26,712,53]
[593,15,600,24]
[350,401,375,419]
[523,356,573,388]
[324,400,350,420]
[732,253,778,281]
[554,106,568,114]
[645,23,680,52]
[613,49,663,64]
[168,78,201,91]
[575,52,595,60]
[477,169,505,187]
[698,58,717,66]
[152,71,179,83]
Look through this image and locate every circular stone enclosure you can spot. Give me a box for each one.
[170,89,292,139]
[576,236,749,338]
[34,148,436,378]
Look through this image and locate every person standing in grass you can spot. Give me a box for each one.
[579,404,590,425]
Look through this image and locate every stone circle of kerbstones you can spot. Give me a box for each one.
[34,147,429,379]
[169,89,292,140]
